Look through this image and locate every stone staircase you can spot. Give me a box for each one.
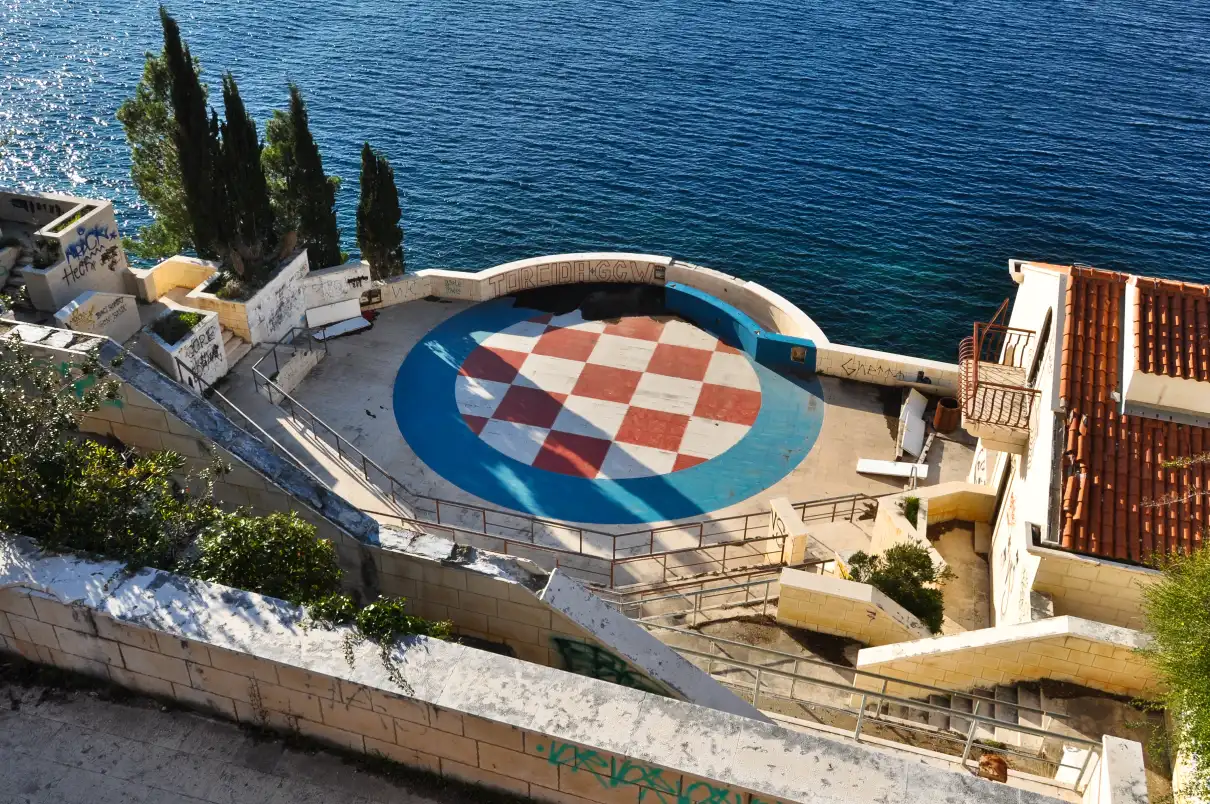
[222,326,251,366]
[881,682,1052,753]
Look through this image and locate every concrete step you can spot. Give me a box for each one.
[1016,685,1045,754]
[971,688,998,741]
[927,694,950,732]
[226,339,252,366]
[994,685,1019,725]
[948,694,973,735]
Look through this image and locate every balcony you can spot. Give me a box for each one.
[959,320,1039,454]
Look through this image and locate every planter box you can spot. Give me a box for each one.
[146,307,228,393]
[186,250,310,345]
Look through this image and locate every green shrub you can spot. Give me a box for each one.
[1141,546,1210,801]
[898,495,921,528]
[151,310,204,345]
[847,543,952,633]
[189,511,343,605]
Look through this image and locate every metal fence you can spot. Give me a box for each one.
[641,622,1100,794]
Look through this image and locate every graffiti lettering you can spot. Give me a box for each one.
[550,637,668,696]
[61,224,121,284]
[29,358,123,409]
[486,259,663,298]
[536,740,784,804]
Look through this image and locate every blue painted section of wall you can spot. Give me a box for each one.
[664,282,817,372]
[393,298,826,525]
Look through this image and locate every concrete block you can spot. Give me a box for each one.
[7,614,60,650]
[394,718,477,765]
[94,616,160,652]
[296,717,365,753]
[464,715,525,751]
[458,591,499,617]
[496,600,553,629]
[442,758,530,797]
[488,617,539,645]
[364,736,441,772]
[478,741,559,789]
[44,646,111,679]
[370,689,429,725]
[171,682,238,718]
[429,705,464,735]
[277,664,339,699]
[109,666,175,698]
[257,681,323,721]
[558,763,641,803]
[155,633,211,665]
[110,422,163,451]
[186,661,255,703]
[208,646,280,684]
[320,698,395,743]
[29,597,96,635]
[465,573,515,600]
[52,626,123,666]
[121,405,169,432]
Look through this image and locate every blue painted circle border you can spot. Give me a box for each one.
[393,298,826,524]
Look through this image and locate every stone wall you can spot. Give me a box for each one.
[0,542,1081,804]
[1029,547,1159,632]
[129,255,219,303]
[814,342,962,396]
[855,615,1157,699]
[775,567,932,646]
[187,251,310,345]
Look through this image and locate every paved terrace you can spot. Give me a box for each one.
[219,292,975,585]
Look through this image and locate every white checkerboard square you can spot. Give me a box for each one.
[478,419,549,464]
[455,376,509,418]
[630,373,704,416]
[660,319,720,350]
[586,333,657,372]
[551,395,630,440]
[704,351,762,391]
[598,442,679,479]
[679,416,750,459]
[515,353,586,394]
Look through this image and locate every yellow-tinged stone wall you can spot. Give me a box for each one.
[856,619,1156,699]
[774,568,930,646]
[1030,548,1158,632]
[0,587,780,804]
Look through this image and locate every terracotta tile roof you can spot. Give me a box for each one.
[1135,277,1210,381]
[1058,266,1208,562]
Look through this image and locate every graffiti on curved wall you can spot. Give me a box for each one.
[550,636,670,696]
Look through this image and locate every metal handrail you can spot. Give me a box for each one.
[959,325,1040,429]
[642,622,1071,722]
[252,363,875,561]
[251,326,328,387]
[659,635,1099,792]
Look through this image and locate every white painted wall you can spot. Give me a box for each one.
[303,260,372,309]
[54,291,141,344]
[21,202,131,312]
[983,263,1067,626]
[147,309,228,393]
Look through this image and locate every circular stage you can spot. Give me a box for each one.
[393,297,825,524]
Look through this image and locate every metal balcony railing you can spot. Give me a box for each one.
[959,320,1040,430]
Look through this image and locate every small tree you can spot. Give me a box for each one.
[356,142,404,280]
[1141,545,1210,801]
[159,6,223,261]
[218,72,277,281]
[264,84,342,268]
[116,48,199,260]
[847,543,952,633]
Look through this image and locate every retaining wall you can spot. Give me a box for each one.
[855,616,1157,699]
[0,541,1082,804]
[775,567,932,646]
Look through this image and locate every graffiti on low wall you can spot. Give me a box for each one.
[61,223,123,287]
[536,739,785,804]
[550,637,669,696]
[486,259,665,298]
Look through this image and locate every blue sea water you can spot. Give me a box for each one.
[3,0,1210,359]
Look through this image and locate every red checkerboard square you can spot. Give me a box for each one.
[533,431,612,477]
[673,454,708,471]
[693,384,761,426]
[715,340,744,355]
[603,317,665,341]
[571,363,642,404]
[646,343,714,381]
[615,407,691,452]
[492,386,567,428]
[460,346,528,383]
[463,414,489,435]
[532,327,600,361]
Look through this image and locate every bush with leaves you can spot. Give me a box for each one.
[0,336,448,667]
[1141,546,1210,801]
[846,542,953,633]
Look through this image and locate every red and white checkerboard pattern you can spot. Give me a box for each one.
[455,310,762,479]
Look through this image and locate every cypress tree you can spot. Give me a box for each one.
[219,72,277,278]
[287,84,342,269]
[356,143,404,280]
[159,6,221,259]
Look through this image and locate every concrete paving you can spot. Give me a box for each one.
[0,673,518,804]
[249,298,976,531]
